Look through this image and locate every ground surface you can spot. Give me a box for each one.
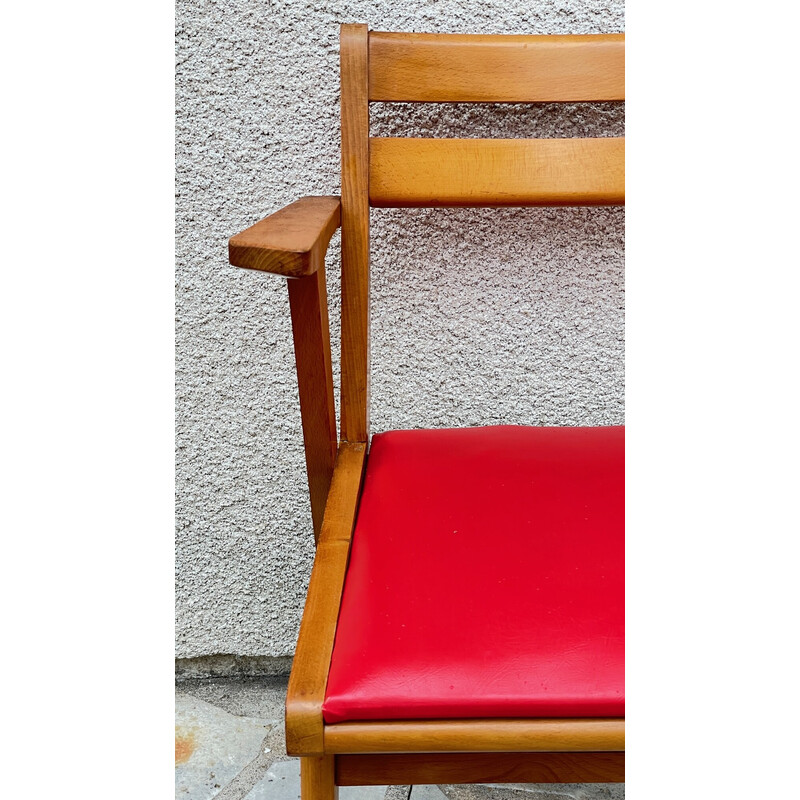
[176,676,624,800]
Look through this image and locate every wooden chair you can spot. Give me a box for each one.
[228,24,625,799]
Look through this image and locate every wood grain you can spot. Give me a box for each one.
[228,196,341,277]
[287,264,338,542]
[369,32,624,103]
[324,718,624,754]
[339,23,371,444]
[301,756,338,800]
[336,752,625,785]
[285,443,367,756]
[370,137,625,207]
[269,27,629,789]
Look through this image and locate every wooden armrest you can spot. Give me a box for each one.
[230,196,340,539]
[228,195,341,277]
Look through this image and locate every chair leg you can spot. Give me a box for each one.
[301,755,338,800]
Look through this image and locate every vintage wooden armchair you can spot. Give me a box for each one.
[229,24,624,798]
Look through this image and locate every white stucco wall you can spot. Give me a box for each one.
[176,0,625,661]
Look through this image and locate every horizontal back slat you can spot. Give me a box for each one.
[369,32,624,103]
[369,138,625,207]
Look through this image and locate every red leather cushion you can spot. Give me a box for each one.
[323,425,624,723]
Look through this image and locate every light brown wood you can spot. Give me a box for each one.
[287,265,338,542]
[285,443,367,756]
[370,137,625,207]
[301,756,338,800]
[231,26,626,789]
[336,752,625,785]
[229,196,341,277]
[339,23,371,443]
[324,718,624,754]
[369,32,624,103]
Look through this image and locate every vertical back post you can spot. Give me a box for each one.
[339,23,370,443]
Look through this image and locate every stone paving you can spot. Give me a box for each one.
[176,676,623,800]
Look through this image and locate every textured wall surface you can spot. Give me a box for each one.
[176,0,625,660]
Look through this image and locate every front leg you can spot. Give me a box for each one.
[301,755,338,800]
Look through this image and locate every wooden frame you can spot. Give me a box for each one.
[370,137,625,207]
[229,195,341,540]
[229,22,625,798]
[368,32,624,102]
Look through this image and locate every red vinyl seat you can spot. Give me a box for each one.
[323,425,624,724]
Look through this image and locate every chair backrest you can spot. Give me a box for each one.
[338,24,625,444]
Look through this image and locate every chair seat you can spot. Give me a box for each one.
[322,425,624,724]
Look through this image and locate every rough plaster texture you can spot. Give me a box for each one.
[176,0,625,659]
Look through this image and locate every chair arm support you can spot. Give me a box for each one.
[228,195,341,277]
[229,196,341,540]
